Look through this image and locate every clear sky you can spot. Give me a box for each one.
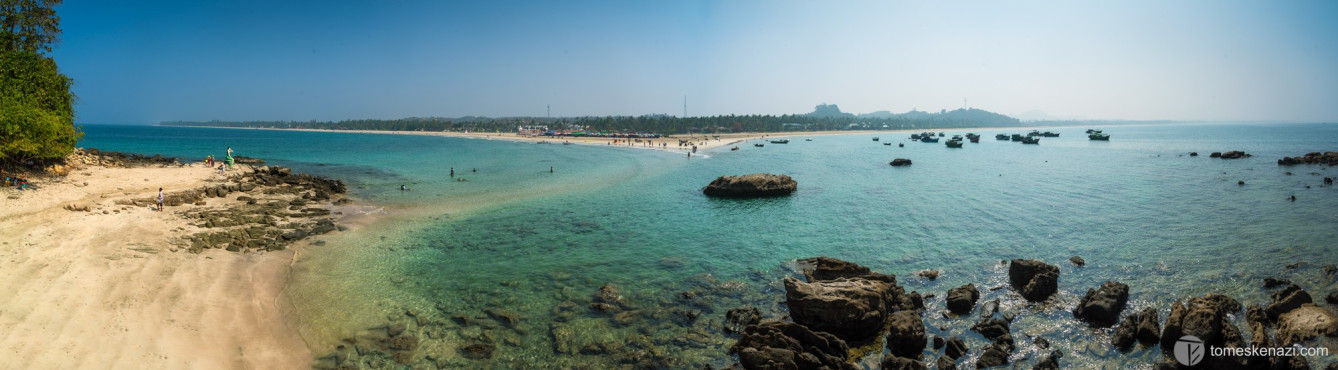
[52,0,1338,123]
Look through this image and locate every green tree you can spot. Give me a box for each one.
[1,0,79,164]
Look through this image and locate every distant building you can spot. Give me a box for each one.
[517,125,548,136]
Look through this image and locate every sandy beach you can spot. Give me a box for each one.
[0,156,329,369]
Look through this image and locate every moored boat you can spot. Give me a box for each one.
[731,146,739,151]
[1011,134,1024,141]
[946,139,963,148]
[754,143,764,147]
[770,139,790,144]
[996,134,1009,140]
[873,137,880,141]
[968,136,980,143]
[898,143,904,147]
[1021,137,1040,144]
[883,142,892,146]
[1088,130,1110,141]
[920,136,939,143]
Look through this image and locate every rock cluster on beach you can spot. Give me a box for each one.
[1278,151,1338,166]
[116,164,348,253]
[702,173,797,197]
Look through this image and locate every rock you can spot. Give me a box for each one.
[980,299,999,318]
[915,269,940,280]
[783,276,892,343]
[593,283,629,310]
[724,306,762,334]
[460,343,495,360]
[935,355,956,370]
[1219,151,1251,159]
[730,321,856,370]
[1328,292,1338,305]
[1199,293,1242,314]
[702,173,797,197]
[1277,151,1338,166]
[1111,314,1138,350]
[976,342,1010,368]
[1265,277,1292,288]
[1073,281,1129,327]
[944,337,967,359]
[797,257,887,282]
[1032,350,1062,370]
[890,158,912,166]
[886,310,927,359]
[1135,308,1161,346]
[932,336,945,349]
[945,283,979,315]
[1189,152,1198,156]
[485,309,521,327]
[970,318,1010,341]
[388,334,418,351]
[1275,304,1338,346]
[1210,152,1222,158]
[880,355,927,370]
[1068,256,1085,266]
[1267,284,1313,322]
[1323,264,1337,277]
[1008,259,1059,302]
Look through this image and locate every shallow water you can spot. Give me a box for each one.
[80,123,1338,368]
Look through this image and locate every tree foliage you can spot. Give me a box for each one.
[0,0,79,164]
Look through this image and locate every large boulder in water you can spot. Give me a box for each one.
[1008,259,1059,302]
[702,173,797,198]
[945,283,979,315]
[783,276,893,343]
[885,310,927,359]
[1073,281,1129,327]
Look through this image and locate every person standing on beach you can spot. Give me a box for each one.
[157,188,164,212]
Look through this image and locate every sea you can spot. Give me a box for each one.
[79,123,1338,368]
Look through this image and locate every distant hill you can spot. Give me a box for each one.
[805,103,855,118]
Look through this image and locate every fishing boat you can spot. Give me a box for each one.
[1011,134,1024,141]
[873,137,880,142]
[910,134,921,140]
[883,142,892,146]
[920,136,940,143]
[968,136,980,143]
[1040,131,1060,137]
[805,138,812,141]
[1088,130,1110,141]
[754,143,764,147]
[770,139,790,144]
[1021,137,1040,144]
[731,146,739,151]
[945,139,964,148]
[938,132,946,137]
[996,134,1009,140]
[898,143,904,147]
[1085,129,1096,134]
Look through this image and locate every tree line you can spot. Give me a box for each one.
[164,108,1024,135]
[1,0,80,166]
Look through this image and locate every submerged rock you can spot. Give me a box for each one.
[724,306,762,334]
[945,283,979,315]
[880,355,927,370]
[1073,281,1130,327]
[890,158,913,166]
[702,173,797,198]
[1068,256,1085,266]
[1008,259,1059,302]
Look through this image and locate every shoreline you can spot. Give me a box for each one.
[0,150,364,368]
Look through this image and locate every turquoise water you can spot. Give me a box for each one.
[80,123,1338,368]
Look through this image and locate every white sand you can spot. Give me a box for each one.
[0,163,311,369]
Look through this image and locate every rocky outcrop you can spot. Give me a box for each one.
[1073,281,1129,327]
[725,306,762,334]
[783,276,892,343]
[1161,295,1251,368]
[1112,307,1160,350]
[1008,259,1059,302]
[702,173,797,197]
[1209,151,1251,159]
[729,321,856,370]
[1277,151,1338,166]
[797,257,892,282]
[886,310,927,359]
[1267,284,1313,322]
[1265,277,1292,288]
[945,283,979,315]
[1276,304,1338,346]
[889,158,912,166]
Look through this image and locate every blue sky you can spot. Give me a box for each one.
[53,0,1338,123]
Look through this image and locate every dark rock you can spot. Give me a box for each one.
[1199,293,1242,314]
[1068,256,1085,266]
[1033,336,1050,349]
[724,306,762,334]
[1032,350,1062,370]
[976,342,1010,368]
[944,337,967,359]
[1189,152,1198,156]
[915,269,940,280]
[935,355,956,370]
[485,309,521,327]
[388,334,418,351]
[890,158,912,166]
[1323,264,1337,277]
[593,283,629,310]
[1220,151,1250,159]
[980,299,999,318]
[460,343,495,360]
[1111,314,1138,350]
[797,257,880,282]
[730,321,856,370]
[1073,281,1129,327]
[1328,292,1338,305]
[1135,308,1161,346]
[880,355,927,370]
[1267,284,1314,322]
[1008,259,1059,302]
[1265,277,1292,288]
[946,283,980,315]
[970,318,1010,340]
[783,276,892,343]
[702,173,797,197]
[886,310,927,359]
[932,336,945,349]
[1210,152,1222,158]
[1276,304,1338,346]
